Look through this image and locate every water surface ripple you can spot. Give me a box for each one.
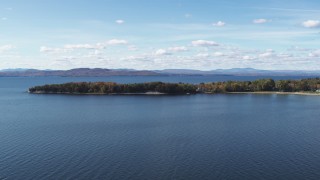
[0,76,320,180]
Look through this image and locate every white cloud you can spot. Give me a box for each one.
[213,52,224,57]
[212,21,226,27]
[168,46,188,52]
[196,53,210,58]
[1,17,7,21]
[91,50,102,56]
[85,50,103,58]
[242,55,256,60]
[288,46,311,52]
[36,39,320,71]
[64,44,96,50]
[256,49,275,59]
[155,49,172,56]
[115,20,125,24]
[40,46,67,53]
[39,46,50,52]
[0,45,14,52]
[41,39,129,54]
[259,52,274,58]
[266,49,274,53]
[277,53,292,58]
[107,39,128,45]
[302,20,320,28]
[122,55,150,62]
[192,40,219,47]
[309,49,320,57]
[60,56,76,61]
[151,46,188,56]
[253,19,268,24]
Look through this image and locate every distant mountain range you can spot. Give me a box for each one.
[157,68,320,76]
[0,68,319,77]
[0,68,159,77]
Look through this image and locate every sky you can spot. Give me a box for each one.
[0,0,320,70]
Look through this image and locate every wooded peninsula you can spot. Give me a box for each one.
[28,78,320,95]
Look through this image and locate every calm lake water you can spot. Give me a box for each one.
[1,76,320,180]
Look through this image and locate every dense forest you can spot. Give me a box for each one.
[29,78,320,94]
[199,78,320,93]
[29,82,198,94]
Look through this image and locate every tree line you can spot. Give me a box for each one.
[29,78,320,94]
[199,78,320,93]
[29,82,198,94]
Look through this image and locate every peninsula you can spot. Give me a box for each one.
[28,78,320,95]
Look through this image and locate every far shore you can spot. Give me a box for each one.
[227,91,320,96]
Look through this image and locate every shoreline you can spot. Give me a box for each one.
[226,91,320,96]
[29,91,320,96]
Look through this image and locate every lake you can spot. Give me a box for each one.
[1,76,320,180]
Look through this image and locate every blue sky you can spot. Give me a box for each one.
[0,0,320,70]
